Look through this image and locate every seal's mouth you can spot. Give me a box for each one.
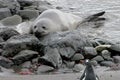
[34,31,48,38]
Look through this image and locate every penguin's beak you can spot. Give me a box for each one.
[79,60,85,63]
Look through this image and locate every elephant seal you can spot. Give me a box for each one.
[30,9,105,37]
[31,9,82,37]
[15,9,105,36]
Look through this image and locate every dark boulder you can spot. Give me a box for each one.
[38,47,62,68]
[0,8,12,20]
[39,30,92,59]
[37,30,92,68]
[100,61,115,67]
[0,56,14,68]
[0,28,19,41]
[12,50,38,65]
[2,34,43,57]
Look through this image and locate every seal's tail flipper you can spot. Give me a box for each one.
[80,11,106,28]
[85,11,106,22]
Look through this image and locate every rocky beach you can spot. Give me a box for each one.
[0,0,120,80]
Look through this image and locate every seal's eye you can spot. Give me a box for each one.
[34,26,37,29]
[42,26,47,29]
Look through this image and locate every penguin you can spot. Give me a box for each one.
[80,60,99,80]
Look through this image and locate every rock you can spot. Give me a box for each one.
[0,37,4,42]
[95,45,111,52]
[0,8,11,20]
[90,60,98,66]
[37,30,92,69]
[12,50,38,65]
[84,47,98,58]
[17,0,34,7]
[0,56,14,68]
[109,44,120,55]
[21,61,32,68]
[64,61,75,68]
[1,15,22,26]
[93,38,113,45]
[2,34,42,57]
[0,42,5,49]
[92,56,104,62]
[59,47,75,59]
[36,0,53,12]
[12,65,22,73]
[38,47,62,68]
[100,61,115,67]
[23,6,38,10]
[18,10,39,20]
[0,49,3,55]
[38,5,53,13]
[73,64,85,72]
[39,30,92,60]
[0,0,20,14]
[71,53,84,61]
[113,56,120,63]
[101,50,112,61]
[0,66,3,72]
[0,28,19,41]
[56,6,63,10]
[37,65,54,74]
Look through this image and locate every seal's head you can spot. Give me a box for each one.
[31,18,59,37]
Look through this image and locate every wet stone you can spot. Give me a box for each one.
[113,56,120,63]
[38,47,62,68]
[101,50,112,61]
[92,56,104,62]
[100,61,115,67]
[71,53,84,61]
[0,56,14,68]
[0,37,4,42]
[84,47,97,58]
[0,8,12,20]
[37,65,54,74]
[90,60,98,66]
[1,15,22,26]
[12,50,38,65]
[64,61,75,68]
[2,34,42,57]
[0,28,19,41]
[73,64,85,72]
[18,10,39,20]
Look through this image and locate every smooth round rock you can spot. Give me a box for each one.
[113,56,120,63]
[100,61,115,67]
[101,50,112,61]
[37,65,54,74]
[1,15,22,26]
[92,56,104,62]
[12,50,38,65]
[73,64,85,72]
[18,10,39,20]
[0,28,19,41]
[71,53,84,61]
[64,61,75,68]
[95,45,111,52]
[90,60,98,66]
[0,8,12,20]
[84,47,97,55]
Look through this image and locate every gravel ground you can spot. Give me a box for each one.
[0,70,120,80]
